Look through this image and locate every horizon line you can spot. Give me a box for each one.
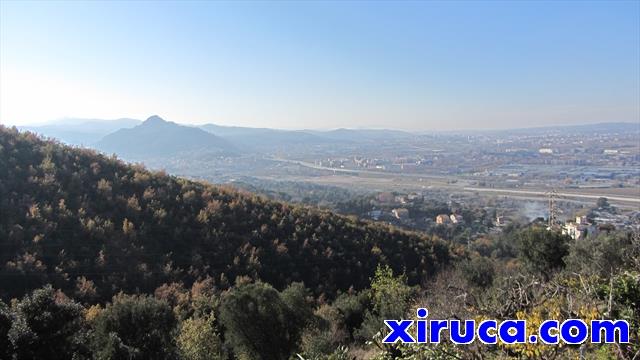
[7,116,638,134]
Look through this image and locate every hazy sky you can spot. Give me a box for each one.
[1,1,639,130]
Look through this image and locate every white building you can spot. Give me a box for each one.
[562,216,596,240]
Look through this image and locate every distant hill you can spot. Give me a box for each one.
[201,124,414,149]
[19,118,141,146]
[22,118,414,149]
[200,123,283,138]
[200,123,337,150]
[96,116,236,159]
[0,125,451,300]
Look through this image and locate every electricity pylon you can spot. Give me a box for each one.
[546,189,560,229]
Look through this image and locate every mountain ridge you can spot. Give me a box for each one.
[96,115,236,159]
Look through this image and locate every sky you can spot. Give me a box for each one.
[1,1,639,131]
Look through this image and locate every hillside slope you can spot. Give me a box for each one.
[0,126,452,301]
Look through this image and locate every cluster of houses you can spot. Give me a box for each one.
[561,216,596,240]
[366,192,425,222]
[366,191,638,239]
[561,211,639,240]
[435,213,464,225]
[369,208,468,227]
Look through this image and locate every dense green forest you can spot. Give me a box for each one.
[0,126,638,359]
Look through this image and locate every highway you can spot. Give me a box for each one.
[270,156,640,207]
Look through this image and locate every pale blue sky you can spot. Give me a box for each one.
[1,1,638,130]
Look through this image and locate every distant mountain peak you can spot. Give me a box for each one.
[96,115,236,158]
[143,115,167,125]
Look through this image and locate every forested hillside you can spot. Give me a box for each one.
[0,126,452,301]
[2,126,638,360]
